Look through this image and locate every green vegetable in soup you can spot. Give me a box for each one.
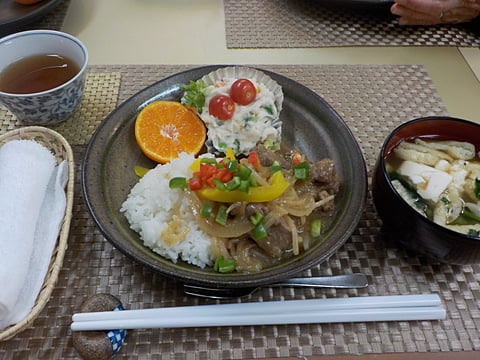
[387,138,480,237]
[475,178,480,200]
[389,174,428,215]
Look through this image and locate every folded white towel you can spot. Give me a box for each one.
[0,140,67,330]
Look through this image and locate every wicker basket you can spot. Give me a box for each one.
[0,126,74,341]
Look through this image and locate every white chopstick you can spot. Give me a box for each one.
[71,294,446,331]
[73,294,441,322]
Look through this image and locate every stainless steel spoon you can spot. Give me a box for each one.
[183,273,368,299]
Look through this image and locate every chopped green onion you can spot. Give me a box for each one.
[238,179,250,193]
[201,203,213,218]
[226,176,241,191]
[237,164,252,180]
[270,161,282,174]
[294,168,308,179]
[249,212,264,226]
[264,140,280,151]
[213,256,236,273]
[248,175,257,187]
[263,139,273,148]
[213,178,227,191]
[310,219,322,238]
[200,157,218,164]
[169,177,187,189]
[292,161,310,180]
[252,223,268,241]
[215,205,228,226]
[134,165,150,178]
[227,159,238,172]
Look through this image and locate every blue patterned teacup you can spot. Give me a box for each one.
[0,30,88,125]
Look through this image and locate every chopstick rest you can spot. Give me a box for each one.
[71,294,446,332]
[72,294,127,360]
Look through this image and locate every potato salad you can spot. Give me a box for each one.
[181,68,283,156]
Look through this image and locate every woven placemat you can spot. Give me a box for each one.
[1,65,479,359]
[0,71,120,145]
[33,0,72,32]
[224,0,480,48]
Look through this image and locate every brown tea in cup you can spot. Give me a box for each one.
[0,53,79,94]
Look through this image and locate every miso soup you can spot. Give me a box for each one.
[385,138,480,237]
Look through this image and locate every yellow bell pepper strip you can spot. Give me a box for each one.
[134,165,150,178]
[189,148,236,172]
[225,147,236,160]
[189,158,202,172]
[196,170,289,203]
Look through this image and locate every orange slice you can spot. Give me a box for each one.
[134,101,206,163]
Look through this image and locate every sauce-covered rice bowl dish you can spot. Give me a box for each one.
[82,66,368,288]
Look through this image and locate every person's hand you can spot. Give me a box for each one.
[391,0,480,25]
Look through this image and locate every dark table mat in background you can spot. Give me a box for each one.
[31,0,70,31]
[0,64,479,359]
[224,0,480,48]
[0,0,71,37]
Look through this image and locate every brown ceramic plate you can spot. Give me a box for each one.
[82,65,367,288]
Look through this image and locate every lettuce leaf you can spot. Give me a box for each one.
[180,79,206,114]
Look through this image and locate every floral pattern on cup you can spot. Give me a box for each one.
[0,30,89,125]
[0,74,86,125]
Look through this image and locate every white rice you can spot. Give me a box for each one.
[120,152,214,268]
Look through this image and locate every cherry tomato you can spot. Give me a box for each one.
[209,95,235,120]
[230,79,256,105]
